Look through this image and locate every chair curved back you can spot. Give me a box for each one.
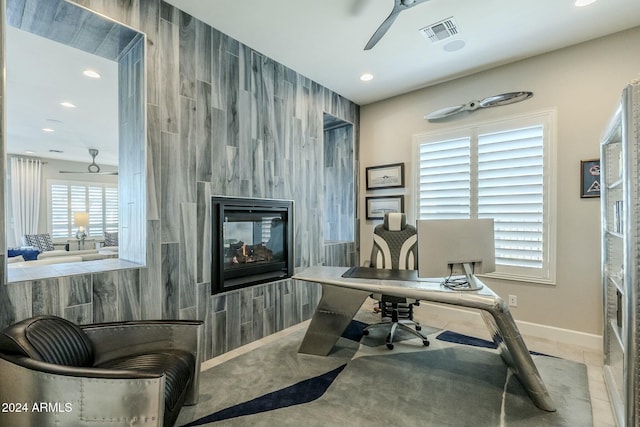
[370,213,417,270]
[0,315,94,367]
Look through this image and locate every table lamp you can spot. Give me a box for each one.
[74,212,89,249]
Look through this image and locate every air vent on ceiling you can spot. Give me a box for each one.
[419,17,459,43]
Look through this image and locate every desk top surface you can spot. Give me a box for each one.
[293,266,500,307]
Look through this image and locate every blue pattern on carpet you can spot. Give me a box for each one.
[182,364,347,426]
[436,330,553,357]
[341,319,368,342]
[436,330,497,348]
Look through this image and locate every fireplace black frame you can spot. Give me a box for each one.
[211,196,294,295]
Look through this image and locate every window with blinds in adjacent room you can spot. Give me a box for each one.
[49,181,118,239]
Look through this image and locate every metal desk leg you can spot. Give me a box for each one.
[480,306,556,412]
[298,284,369,356]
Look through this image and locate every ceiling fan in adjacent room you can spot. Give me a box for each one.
[59,148,118,175]
[365,0,432,50]
[425,91,534,121]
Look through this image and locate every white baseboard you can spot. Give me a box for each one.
[417,302,602,352]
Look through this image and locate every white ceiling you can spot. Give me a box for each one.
[166,0,640,105]
[6,26,119,166]
[6,0,638,165]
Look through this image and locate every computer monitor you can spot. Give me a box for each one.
[417,218,496,291]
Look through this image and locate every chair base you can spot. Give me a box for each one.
[362,319,430,350]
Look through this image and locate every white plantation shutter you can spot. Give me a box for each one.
[104,187,119,233]
[50,184,70,238]
[477,126,544,270]
[416,111,556,283]
[88,186,105,237]
[48,180,118,238]
[418,137,471,219]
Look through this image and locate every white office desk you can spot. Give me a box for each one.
[293,265,556,412]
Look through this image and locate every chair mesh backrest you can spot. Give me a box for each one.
[0,316,94,367]
[370,213,417,270]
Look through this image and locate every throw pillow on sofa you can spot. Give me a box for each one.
[23,233,55,252]
[104,231,118,247]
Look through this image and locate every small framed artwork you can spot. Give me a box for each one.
[366,195,405,220]
[366,163,405,190]
[581,159,600,198]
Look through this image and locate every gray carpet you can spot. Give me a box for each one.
[176,322,592,427]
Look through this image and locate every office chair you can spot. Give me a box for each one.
[363,212,430,350]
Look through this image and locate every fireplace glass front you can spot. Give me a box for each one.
[211,197,293,294]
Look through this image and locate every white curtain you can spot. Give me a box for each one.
[10,157,43,247]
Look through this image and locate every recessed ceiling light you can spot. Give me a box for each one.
[360,73,374,82]
[24,150,35,154]
[574,0,597,6]
[83,69,101,79]
[42,128,55,133]
[60,101,77,108]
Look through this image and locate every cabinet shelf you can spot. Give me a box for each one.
[608,178,623,190]
[607,274,624,295]
[609,319,624,350]
[606,230,624,239]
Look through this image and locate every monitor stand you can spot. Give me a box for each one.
[442,262,484,291]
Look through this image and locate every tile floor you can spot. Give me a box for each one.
[201,298,616,427]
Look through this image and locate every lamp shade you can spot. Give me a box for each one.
[74,212,89,227]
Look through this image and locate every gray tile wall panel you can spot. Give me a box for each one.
[0,0,359,361]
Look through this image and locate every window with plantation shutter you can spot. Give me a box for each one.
[418,136,471,219]
[48,180,118,239]
[415,110,556,284]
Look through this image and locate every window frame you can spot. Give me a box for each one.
[47,178,119,240]
[412,109,557,285]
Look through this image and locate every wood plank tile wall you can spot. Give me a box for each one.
[0,0,359,360]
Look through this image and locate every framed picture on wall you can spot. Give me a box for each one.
[366,195,405,220]
[580,159,600,198]
[366,163,405,190]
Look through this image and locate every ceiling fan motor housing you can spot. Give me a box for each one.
[87,148,101,173]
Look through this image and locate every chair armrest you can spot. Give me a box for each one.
[81,320,204,405]
[0,355,164,427]
[2,354,162,379]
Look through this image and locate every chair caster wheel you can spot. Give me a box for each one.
[362,329,370,336]
[386,343,394,350]
[423,340,430,347]
[415,325,422,331]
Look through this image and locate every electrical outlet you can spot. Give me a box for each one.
[509,295,518,307]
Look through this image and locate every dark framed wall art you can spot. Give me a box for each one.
[366,195,405,220]
[366,163,405,190]
[581,159,600,198]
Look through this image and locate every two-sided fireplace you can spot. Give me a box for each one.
[211,196,294,295]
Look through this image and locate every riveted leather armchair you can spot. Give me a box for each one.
[0,315,203,427]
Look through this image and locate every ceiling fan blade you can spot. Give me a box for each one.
[364,0,432,50]
[364,7,402,50]
[478,91,533,108]
[59,171,118,175]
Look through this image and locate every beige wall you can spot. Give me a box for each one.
[359,27,640,335]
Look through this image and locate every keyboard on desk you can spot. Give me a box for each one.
[341,266,419,281]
